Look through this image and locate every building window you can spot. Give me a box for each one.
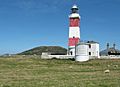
[70,51,73,55]
[89,44,91,48]
[89,52,91,55]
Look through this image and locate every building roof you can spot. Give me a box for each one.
[87,41,99,44]
[77,42,89,46]
[72,5,78,9]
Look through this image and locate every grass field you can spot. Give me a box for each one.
[0,56,120,87]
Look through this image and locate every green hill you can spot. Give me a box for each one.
[18,46,67,55]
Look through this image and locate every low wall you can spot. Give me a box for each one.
[41,54,101,60]
[41,54,120,60]
[41,55,74,59]
[100,55,120,59]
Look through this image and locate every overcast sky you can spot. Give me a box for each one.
[0,0,120,54]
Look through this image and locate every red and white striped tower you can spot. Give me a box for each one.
[68,5,81,55]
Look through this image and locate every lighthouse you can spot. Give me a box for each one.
[68,5,81,56]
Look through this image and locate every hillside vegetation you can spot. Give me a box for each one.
[0,56,120,87]
[18,46,67,55]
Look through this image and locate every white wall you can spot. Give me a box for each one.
[41,54,74,59]
[75,43,89,62]
[69,43,100,58]
[88,43,100,58]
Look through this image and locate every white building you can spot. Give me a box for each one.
[87,41,100,58]
[75,41,100,61]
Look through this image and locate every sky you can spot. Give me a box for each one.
[0,0,120,54]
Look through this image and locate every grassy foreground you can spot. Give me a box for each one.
[0,57,120,87]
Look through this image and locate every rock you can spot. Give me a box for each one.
[104,69,110,73]
[114,65,118,68]
[69,66,73,69]
[107,65,110,67]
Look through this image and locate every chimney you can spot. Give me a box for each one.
[107,43,109,50]
[113,43,116,49]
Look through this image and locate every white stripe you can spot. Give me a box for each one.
[69,13,81,18]
[69,27,80,38]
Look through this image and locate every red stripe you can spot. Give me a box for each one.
[70,18,80,27]
[69,38,80,46]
